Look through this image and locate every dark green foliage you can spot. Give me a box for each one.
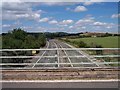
[2,28,46,67]
[45,32,69,39]
[78,41,87,48]
[2,28,46,49]
[90,42,103,55]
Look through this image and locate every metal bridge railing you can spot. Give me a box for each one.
[0,48,119,70]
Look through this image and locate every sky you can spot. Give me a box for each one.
[1,2,119,33]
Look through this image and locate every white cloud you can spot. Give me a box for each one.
[93,22,107,26]
[66,7,71,11]
[106,26,112,29]
[2,2,41,21]
[69,26,73,29]
[2,0,21,2]
[83,2,94,6]
[23,26,33,30]
[76,17,94,25]
[2,24,11,28]
[74,6,87,12]
[111,14,120,18]
[40,2,78,6]
[39,18,49,23]
[60,20,74,25]
[49,20,58,24]
[81,26,86,29]
[2,2,30,11]
[88,0,104,2]
[83,2,100,6]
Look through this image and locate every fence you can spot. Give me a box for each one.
[0,48,119,70]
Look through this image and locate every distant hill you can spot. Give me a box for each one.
[2,31,120,38]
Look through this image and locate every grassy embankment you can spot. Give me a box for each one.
[60,36,119,66]
[62,36,119,48]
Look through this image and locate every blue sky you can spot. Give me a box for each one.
[2,2,119,33]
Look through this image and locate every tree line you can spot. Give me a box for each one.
[1,28,46,66]
[2,28,46,49]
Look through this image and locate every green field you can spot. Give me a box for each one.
[68,36,119,48]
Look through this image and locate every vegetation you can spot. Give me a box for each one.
[60,36,119,66]
[2,28,46,49]
[1,28,46,66]
[62,36,119,48]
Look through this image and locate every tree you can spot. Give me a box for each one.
[22,35,36,48]
[2,28,46,49]
[11,28,27,41]
[36,34,46,47]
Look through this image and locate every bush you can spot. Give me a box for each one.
[78,41,87,48]
[90,42,103,55]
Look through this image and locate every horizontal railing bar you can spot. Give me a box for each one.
[0,56,84,58]
[0,48,120,51]
[1,55,120,58]
[0,62,119,65]
[92,55,120,58]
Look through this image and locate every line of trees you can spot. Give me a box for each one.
[1,28,46,66]
[2,28,46,49]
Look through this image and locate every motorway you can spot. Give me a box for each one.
[1,39,119,88]
[29,39,102,69]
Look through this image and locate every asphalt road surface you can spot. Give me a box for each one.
[2,39,106,69]
[2,81,118,88]
[28,39,103,69]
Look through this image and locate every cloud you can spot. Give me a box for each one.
[2,21,22,30]
[2,2,30,11]
[93,21,107,26]
[60,20,74,25]
[40,2,78,6]
[81,26,86,29]
[74,6,87,12]
[87,0,105,2]
[70,15,117,33]
[66,7,71,11]
[39,18,49,23]
[111,14,120,18]
[49,20,58,24]
[2,24,11,28]
[2,2,41,21]
[83,2,101,6]
[69,26,73,29]
[23,26,33,30]
[83,2,94,6]
[76,17,95,25]
[2,0,21,2]
[93,22,116,30]
[21,26,48,32]
[66,5,87,13]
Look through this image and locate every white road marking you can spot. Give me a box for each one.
[32,41,49,68]
[63,42,100,67]
[59,44,73,67]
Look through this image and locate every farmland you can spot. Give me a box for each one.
[63,36,119,48]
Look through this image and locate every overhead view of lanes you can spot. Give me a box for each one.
[30,39,104,68]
